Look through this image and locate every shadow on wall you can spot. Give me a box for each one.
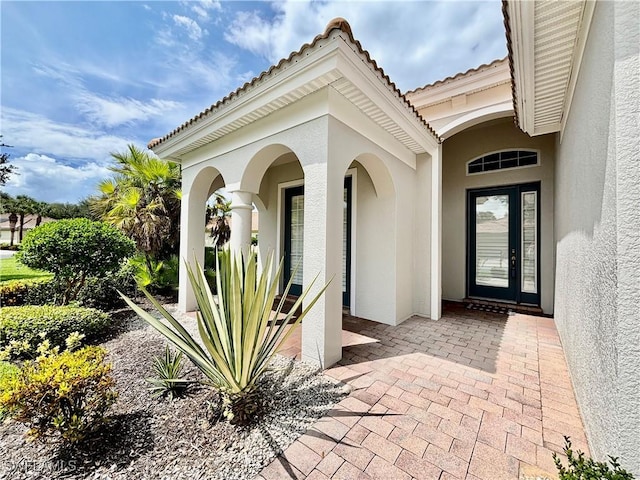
[338,302,512,375]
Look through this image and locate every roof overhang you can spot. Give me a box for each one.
[407,58,510,110]
[505,0,596,136]
[150,20,439,160]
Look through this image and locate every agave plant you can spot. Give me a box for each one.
[147,346,191,400]
[120,250,329,424]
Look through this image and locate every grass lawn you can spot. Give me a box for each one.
[0,257,52,283]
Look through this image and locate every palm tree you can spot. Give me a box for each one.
[0,193,17,246]
[14,195,38,242]
[90,144,181,271]
[207,193,231,248]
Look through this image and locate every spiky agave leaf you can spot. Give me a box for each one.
[120,249,330,424]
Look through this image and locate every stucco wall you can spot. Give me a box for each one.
[442,118,555,313]
[254,122,413,326]
[554,1,639,474]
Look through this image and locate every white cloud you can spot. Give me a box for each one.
[173,14,204,41]
[3,153,112,203]
[190,0,221,21]
[1,108,135,160]
[75,92,183,128]
[224,11,276,60]
[223,1,506,92]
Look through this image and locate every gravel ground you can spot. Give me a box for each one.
[0,305,350,480]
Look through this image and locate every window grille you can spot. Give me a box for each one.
[467,150,538,175]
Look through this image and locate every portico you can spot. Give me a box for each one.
[150,19,441,367]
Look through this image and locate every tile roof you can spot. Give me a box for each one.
[148,17,438,150]
[405,57,509,96]
[501,0,520,129]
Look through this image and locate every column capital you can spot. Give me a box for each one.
[229,190,253,210]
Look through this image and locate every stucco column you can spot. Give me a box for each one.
[430,144,443,320]
[178,176,207,313]
[301,161,343,368]
[229,191,253,257]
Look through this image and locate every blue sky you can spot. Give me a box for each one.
[1,0,506,204]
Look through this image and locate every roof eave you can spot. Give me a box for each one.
[150,19,440,159]
[504,0,596,137]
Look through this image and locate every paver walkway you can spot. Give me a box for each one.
[259,303,588,480]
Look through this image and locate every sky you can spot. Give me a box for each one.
[1,0,507,204]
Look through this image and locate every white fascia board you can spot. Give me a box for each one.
[408,63,511,109]
[333,39,439,151]
[327,86,415,168]
[153,39,343,159]
[560,0,595,140]
[508,0,537,136]
[532,123,562,136]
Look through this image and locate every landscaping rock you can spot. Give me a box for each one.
[0,304,349,480]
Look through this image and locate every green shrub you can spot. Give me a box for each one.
[75,261,137,310]
[22,262,137,310]
[554,436,635,479]
[0,361,20,421]
[129,254,179,294]
[17,218,135,304]
[0,243,20,251]
[0,279,50,307]
[0,347,117,443]
[147,346,191,400]
[0,305,109,360]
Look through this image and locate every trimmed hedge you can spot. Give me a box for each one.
[0,279,50,307]
[0,305,109,359]
[2,262,138,310]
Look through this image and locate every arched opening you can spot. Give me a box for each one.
[343,153,397,323]
[243,145,305,295]
[178,165,225,311]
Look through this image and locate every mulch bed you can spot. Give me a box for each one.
[0,304,349,480]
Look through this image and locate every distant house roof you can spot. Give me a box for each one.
[0,214,55,230]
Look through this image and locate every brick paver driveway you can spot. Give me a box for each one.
[259,303,588,480]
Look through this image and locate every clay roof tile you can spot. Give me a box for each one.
[148,18,439,150]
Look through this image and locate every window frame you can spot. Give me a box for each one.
[466,149,540,176]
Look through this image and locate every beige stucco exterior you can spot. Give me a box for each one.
[441,119,555,313]
[151,7,639,473]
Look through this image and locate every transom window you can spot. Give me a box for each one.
[467,150,538,175]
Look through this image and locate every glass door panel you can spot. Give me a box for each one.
[284,186,304,296]
[475,194,510,288]
[284,177,352,305]
[468,183,540,305]
[521,192,537,294]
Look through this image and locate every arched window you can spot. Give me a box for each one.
[467,150,538,175]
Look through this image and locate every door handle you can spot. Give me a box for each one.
[511,248,517,278]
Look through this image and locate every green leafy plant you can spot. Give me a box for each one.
[16,218,135,304]
[0,278,50,307]
[0,361,20,421]
[554,436,635,480]
[121,250,330,425]
[147,346,191,399]
[0,346,117,443]
[0,305,109,360]
[129,254,179,294]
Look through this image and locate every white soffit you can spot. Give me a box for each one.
[151,27,438,159]
[508,0,595,136]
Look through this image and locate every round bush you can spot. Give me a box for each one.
[16,219,135,304]
[0,305,110,359]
